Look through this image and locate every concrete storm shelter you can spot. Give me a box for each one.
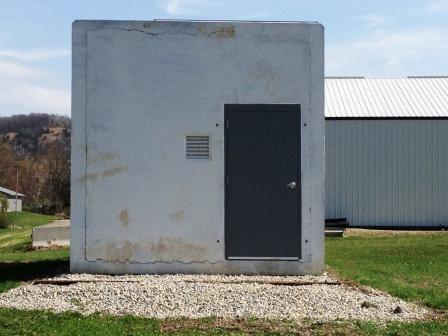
[71,20,324,275]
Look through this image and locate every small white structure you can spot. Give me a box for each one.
[71,20,325,275]
[325,77,448,228]
[0,186,24,212]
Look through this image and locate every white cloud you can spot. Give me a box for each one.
[0,47,71,115]
[0,82,70,115]
[163,0,209,15]
[326,28,448,76]
[355,14,387,28]
[0,48,70,62]
[0,60,49,80]
[0,59,70,115]
[161,0,271,19]
[429,0,448,13]
[241,10,270,20]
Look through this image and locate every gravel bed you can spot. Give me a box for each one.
[0,273,429,322]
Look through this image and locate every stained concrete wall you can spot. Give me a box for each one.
[71,20,324,275]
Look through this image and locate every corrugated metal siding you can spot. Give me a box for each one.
[325,120,448,227]
[325,78,448,118]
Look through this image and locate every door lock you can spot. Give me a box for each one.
[287,181,297,189]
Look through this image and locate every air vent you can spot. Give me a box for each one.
[185,135,210,160]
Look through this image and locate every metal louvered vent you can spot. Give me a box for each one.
[185,135,210,160]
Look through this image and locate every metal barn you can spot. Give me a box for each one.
[325,77,448,228]
[71,20,325,275]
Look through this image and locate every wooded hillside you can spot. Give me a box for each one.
[0,114,71,214]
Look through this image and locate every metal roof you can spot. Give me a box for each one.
[325,77,448,118]
[0,186,25,197]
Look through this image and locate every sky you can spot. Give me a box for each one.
[0,0,447,117]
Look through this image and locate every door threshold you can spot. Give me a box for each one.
[227,256,299,261]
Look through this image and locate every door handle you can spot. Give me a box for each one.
[287,181,297,189]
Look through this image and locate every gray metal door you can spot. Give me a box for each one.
[225,104,301,260]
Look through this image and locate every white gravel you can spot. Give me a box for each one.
[0,273,430,322]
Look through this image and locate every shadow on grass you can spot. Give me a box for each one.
[0,259,69,287]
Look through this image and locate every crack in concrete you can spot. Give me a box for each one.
[94,258,223,265]
[112,27,235,38]
[113,27,198,38]
[115,27,164,36]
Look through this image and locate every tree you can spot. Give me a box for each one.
[0,143,15,188]
[0,113,72,215]
[41,142,70,214]
[18,157,45,208]
[0,193,8,228]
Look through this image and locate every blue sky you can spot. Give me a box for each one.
[0,0,447,116]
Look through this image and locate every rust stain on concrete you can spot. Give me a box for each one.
[92,237,208,263]
[118,209,130,226]
[79,165,128,184]
[88,151,118,164]
[102,241,136,262]
[79,173,98,182]
[212,26,235,38]
[101,165,129,178]
[169,209,185,222]
[149,238,207,259]
[249,60,280,95]
[197,25,235,38]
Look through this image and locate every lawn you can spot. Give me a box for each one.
[0,211,58,258]
[0,227,447,335]
[326,231,448,310]
[1,211,56,229]
[0,309,447,336]
[0,211,69,292]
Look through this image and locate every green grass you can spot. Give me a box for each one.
[3,211,57,229]
[352,320,448,336]
[0,212,57,254]
[0,309,447,336]
[0,225,447,334]
[0,211,59,254]
[326,232,448,310]
[0,211,69,293]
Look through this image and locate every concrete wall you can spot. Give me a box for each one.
[326,119,448,227]
[71,20,324,275]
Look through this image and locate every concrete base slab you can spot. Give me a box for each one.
[325,229,345,237]
[32,220,70,248]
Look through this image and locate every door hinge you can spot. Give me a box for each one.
[226,120,229,129]
[226,176,229,185]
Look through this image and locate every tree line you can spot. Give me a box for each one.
[0,114,71,215]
